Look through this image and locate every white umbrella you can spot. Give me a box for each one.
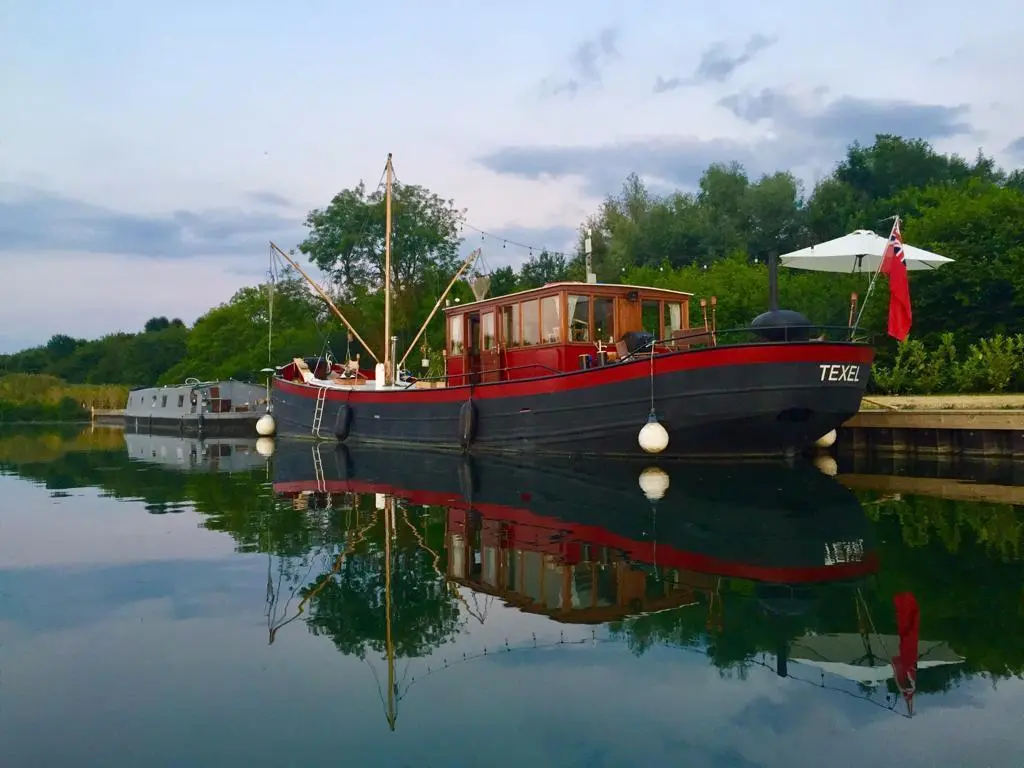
[789,632,964,685]
[793,658,963,684]
[779,229,954,273]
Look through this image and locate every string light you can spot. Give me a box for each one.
[386,156,575,260]
[459,221,575,260]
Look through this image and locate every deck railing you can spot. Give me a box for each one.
[640,323,871,354]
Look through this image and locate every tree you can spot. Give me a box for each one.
[298,180,464,331]
[744,171,805,261]
[697,162,750,259]
[902,180,1024,344]
[160,272,328,383]
[518,250,569,289]
[487,265,520,298]
[44,334,82,360]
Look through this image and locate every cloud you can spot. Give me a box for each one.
[246,190,292,207]
[654,33,777,93]
[0,559,257,632]
[0,185,306,258]
[478,138,768,197]
[477,92,975,195]
[719,88,973,142]
[1005,136,1024,159]
[542,27,620,98]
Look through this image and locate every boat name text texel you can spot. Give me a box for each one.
[818,364,861,383]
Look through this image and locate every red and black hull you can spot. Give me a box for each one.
[272,441,878,587]
[272,341,874,457]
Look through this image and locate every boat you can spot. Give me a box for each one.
[123,431,269,473]
[124,378,268,437]
[272,440,879,597]
[270,154,874,457]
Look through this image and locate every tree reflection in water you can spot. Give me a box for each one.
[3,427,1023,728]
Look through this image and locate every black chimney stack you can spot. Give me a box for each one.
[750,250,812,341]
[768,250,779,311]
[776,638,788,678]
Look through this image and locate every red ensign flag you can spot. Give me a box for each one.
[891,591,920,714]
[880,219,912,341]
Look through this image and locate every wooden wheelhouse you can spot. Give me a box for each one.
[441,282,696,386]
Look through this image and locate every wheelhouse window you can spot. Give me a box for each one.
[665,301,684,336]
[161,395,168,408]
[521,299,539,346]
[449,315,464,355]
[540,296,561,343]
[594,297,614,342]
[568,295,590,342]
[502,304,521,348]
[641,300,660,338]
[482,312,496,350]
[177,394,185,407]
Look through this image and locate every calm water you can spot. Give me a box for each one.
[1,426,1022,768]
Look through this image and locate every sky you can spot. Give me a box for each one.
[1,0,1022,353]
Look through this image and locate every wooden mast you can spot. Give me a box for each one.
[384,494,397,730]
[383,153,394,386]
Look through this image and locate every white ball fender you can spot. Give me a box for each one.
[256,413,276,437]
[638,418,669,454]
[639,467,670,501]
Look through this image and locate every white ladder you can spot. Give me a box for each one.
[312,442,326,493]
[311,386,328,437]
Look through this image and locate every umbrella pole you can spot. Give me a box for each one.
[851,216,900,335]
[851,274,880,334]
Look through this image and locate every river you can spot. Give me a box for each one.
[0,425,1021,767]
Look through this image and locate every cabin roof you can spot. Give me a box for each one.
[443,281,694,314]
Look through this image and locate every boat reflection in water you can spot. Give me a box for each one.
[270,440,947,726]
[124,432,271,473]
[273,441,878,610]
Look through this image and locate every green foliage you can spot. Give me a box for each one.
[872,334,1024,394]
[298,178,463,338]
[0,373,128,422]
[622,254,864,331]
[160,271,331,383]
[900,181,1024,345]
[488,250,571,296]
[1,320,188,387]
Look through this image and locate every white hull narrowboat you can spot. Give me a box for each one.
[123,378,268,437]
[123,432,269,473]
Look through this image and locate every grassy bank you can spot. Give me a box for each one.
[0,373,128,424]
